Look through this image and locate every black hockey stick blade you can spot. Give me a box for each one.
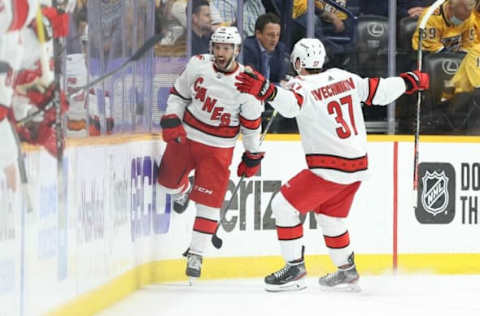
[211,110,278,249]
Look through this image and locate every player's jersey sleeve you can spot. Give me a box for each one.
[166,55,202,117]
[351,72,407,106]
[239,95,263,153]
[0,0,37,34]
[269,77,306,118]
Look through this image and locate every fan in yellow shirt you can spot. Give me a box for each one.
[292,0,348,33]
[450,44,480,95]
[462,1,480,52]
[412,0,477,53]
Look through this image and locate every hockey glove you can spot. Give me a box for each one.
[237,151,265,178]
[235,68,277,102]
[16,121,60,158]
[160,114,187,144]
[400,70,430,95]
[41,7,70,38]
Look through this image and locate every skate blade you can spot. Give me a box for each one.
[319,281,361,293]
[265,279,307,292]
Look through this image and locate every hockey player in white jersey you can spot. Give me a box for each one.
[158,26,264,279]
[0,0,41,189]
[235,38,429,292]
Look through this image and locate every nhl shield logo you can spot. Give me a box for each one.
[421,171,449,216]
[416,162,456,224]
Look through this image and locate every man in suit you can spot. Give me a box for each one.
[243,13,289,84]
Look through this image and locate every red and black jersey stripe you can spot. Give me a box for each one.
[324,231,350,249]
[193,216,218,235]
[365,78,380,106]
[306,154,368,173]
[183,109,240,138]
[169,86,191,101]
[276,224,303,241]
[291,90,304,108]
[239,115,261,130]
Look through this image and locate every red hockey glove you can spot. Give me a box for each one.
[237,151,265,178]
[160,114,187,144]
[16,121,60,158]
[41,7,70,38]
[235,68,277,102]
[25,83,56,108]
[400,70,430,95]
[0,105,9,122]
[35,122,60,157]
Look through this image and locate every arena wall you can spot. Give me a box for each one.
[1,134,479,316]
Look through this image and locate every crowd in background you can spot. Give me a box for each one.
[67,0,480,136]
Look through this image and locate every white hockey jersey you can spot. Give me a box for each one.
[271,68,407,184]
[0,0,38,34]
[166,54,263,151]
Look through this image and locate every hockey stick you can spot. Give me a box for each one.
[16,33,163,126]
[412,0,446,209]
[2,5,54,216]
[211,110,278,249]
[8,121,33,213]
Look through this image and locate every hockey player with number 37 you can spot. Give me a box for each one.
[235,38,429,292]
[158,26,264,280]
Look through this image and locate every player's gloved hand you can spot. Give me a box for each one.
[41,7,70,38]
[235,67,277,102]
[237,151,265,177]
[35,122,60,157]
[400,70,430,95]
[160,114,187,144]
[16,121,60,158]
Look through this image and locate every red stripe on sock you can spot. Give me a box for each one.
[193,217,217,234]
[277,224,303,241]
[324,231,350,249]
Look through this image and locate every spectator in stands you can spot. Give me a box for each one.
[290,0,346,61]
[462,0,480,52]
[212,0,266,37]
[437,3,480,130]
[398,0,435,19]
[243,13,288,84]
[158,0,223,46]
[191,0,213,55]
[434,44,480,131]
[317,0,353,39]
[412,0,476,53]
[358,0,388,17]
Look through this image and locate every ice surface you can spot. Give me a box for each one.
[97,274,480,316]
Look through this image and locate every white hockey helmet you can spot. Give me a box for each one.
[290,38,326,74]
[210,26,242,69]
[210,26,242,46]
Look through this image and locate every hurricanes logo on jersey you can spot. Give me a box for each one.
[194,77,231,125]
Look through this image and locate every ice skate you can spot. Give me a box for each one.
[183,249,203,284]
[318,265,360,292]
[318,254,360,292]
[264,260,307,292]
[172,184,192,214]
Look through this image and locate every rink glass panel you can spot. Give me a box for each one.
[65,0,480,137]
